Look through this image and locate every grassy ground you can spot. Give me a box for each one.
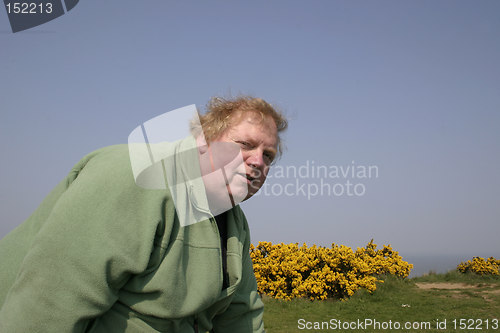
[263,271,500,332]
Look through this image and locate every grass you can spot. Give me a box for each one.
[262,271,500,332]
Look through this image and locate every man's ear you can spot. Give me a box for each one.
[196,134,209,154]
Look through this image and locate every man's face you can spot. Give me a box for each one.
[214,111,278,201]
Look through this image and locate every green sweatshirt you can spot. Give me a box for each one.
[0,139,264,332]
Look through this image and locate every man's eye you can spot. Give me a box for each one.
[264,153,275,164]
[237,141,251,149]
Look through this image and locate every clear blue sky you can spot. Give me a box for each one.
[1,1,499,260]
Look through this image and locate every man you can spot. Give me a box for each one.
[0,96,287,332]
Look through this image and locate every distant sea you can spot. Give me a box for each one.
[405,253,500,278]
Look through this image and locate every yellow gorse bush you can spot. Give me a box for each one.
[250,240,413,300]
[457,257,500,275]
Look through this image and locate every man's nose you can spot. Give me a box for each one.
[246,151,265,169]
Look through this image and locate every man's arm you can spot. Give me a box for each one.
[0,148,164,332]
[211,232,265,333]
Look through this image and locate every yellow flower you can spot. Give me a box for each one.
[250,240,413,300]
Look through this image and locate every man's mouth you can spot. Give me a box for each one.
[242,173,256,183]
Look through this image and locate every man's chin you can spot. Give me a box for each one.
[242,187,261,201]
[227,181,262,204]
[242,194,253,202]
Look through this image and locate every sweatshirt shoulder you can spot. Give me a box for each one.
[73,144,131,171]
[68,144,172,212]
[69,144,135,184]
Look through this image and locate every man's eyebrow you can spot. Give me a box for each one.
[241,136,277,154]
[265,147,277,155]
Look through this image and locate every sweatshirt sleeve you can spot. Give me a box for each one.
[211,221,265,333]
[0,147,167,332]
